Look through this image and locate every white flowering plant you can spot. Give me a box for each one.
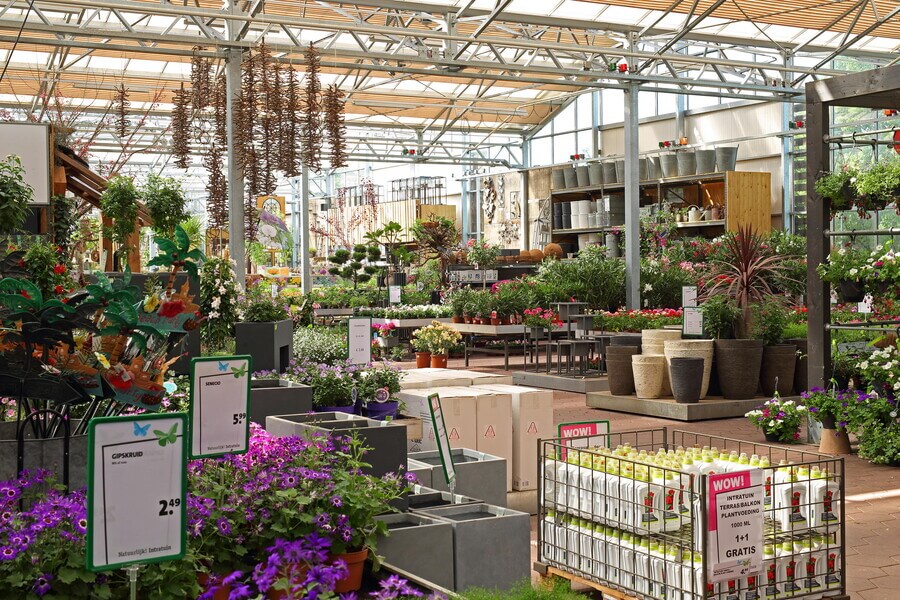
[745,393,808,443]
[199,257,241,352]
[815,245,868,284]
[857,344,900,396]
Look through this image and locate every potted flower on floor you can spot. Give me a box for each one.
[411,336,431,368]
[745,393,808,443]
[412,321,462,368]
[359,363,402,420]
[235,283,293,373]
[801,386,857,454]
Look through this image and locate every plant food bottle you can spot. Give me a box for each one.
[801,536,826,600]
[577,518,595,575]
[542,510,558,564]
[760,456,773,510]
[619,462,637,532]
[621,532,637,592]
[648,540,667,600]
[638,467,663,534]
[664,544,682,600]
[634,536,651,596]
[808,468,840,532]
[680,455,700,516]
[681,550,708,600]
[605,457,621,524]
[775,468,809,531]
[592,523,607,580]
[823,545,841,596]
[592,454,609,524]
[606,527,622,586]
[654,465,683,532]
[778,541,802,598]
[742,571,761,600]
[762,545,779,600]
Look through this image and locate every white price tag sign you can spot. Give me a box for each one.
[428,393,456,488]
[389,285,402,304]
[682,306,704,338]
[707,470,764,584]
[87,414,187,571]
[682,285,698,308]
[189,356,251,458]
[348,317,373,365]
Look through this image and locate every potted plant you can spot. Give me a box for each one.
[411,336,431,368]
[412,321,461,368]
[860,242,899,297]
[409,217,460,288]
[702,227,790,399]
[327,244,381,289]
[466,239,500,289]
[751,300,795,397]
[445,287,471,323]
[745,393,809,443]
[143,173,189,237]
[235,283,293,373]
[523,307,560,335]
[0,155,33,238]
[813,168,856,213]
[815,245,868,302]
[854,159,899,217]
[801,386,857,454]
[358,363,402,420]
[99,175,139,265]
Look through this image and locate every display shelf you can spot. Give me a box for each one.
[675,219,725,228]
[551,226,618,235]
[550,172,733,196]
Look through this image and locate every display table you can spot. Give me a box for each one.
[370,317,452,328]
[453,323,526,371]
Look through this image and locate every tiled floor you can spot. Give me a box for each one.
[401,355,900,598]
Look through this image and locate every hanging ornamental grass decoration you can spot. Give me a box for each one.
[324,83,347,169]
[113,83,129,138]
[301,42,323,173]
[190,46,212,111]
[279,65,303,177]
[171,83,191,169]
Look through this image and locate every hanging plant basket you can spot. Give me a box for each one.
[837,279,866,303]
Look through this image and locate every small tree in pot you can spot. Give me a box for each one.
[328,244,381,289]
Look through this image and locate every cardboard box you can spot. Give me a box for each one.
[398,387,478,453]
[468,386,513,491]
[400,369,475,390]
[473,384,554,491]
[448,369,514,386]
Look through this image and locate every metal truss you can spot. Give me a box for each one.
[0,0,898,168]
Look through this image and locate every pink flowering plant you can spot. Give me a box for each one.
[745,393,809,443]
[523,307,561,329]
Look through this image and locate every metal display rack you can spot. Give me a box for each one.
[537,428,847,600]
[389,176,447,205]
[805,64,900,389]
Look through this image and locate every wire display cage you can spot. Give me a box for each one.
[538,428,847,600]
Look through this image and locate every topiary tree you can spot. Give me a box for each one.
[100,175,139,256]
[327,244,381,289]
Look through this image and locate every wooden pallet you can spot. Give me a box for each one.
[533,562,642,600]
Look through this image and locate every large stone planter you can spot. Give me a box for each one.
[787,338,808,395]
[235,319,293,373]
[0,420,88,489]
[632,355,666,399]
[420,503,530,591]
[375,513,455,590]
[714,339,763,399]
[250,379,312,427]
[407,458,434,488]
[642,329,681,396]
[606,345,639,395]
[664,339,714,399]
[409,448,507,507]
[669,357,704,404]
[266,413,406,479]
[760,344,797,397]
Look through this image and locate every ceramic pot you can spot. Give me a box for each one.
[365,400,399,420]
[632,355,666,399]
[669,357,705,404]
[760,344,797,397]
[714,339,763,399]
[715,146,739,171]
[818,419,852,455]
[696,149,716,173]
[606,346,640,395]
[660,153,679,177]
[588,163,603,186]
[452,315,463,323]
[430,354,448,369]
[677,151,697,176]
[415,352,431,368]
[764,432,782,444]
[664,339,714,399]
[331,549,369,593]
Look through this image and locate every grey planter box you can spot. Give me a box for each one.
[267,413,407,479]
[407,458,433,488]
[375,512,455,590]
[419,502,530,592]
[407,484,479,512]
[250,379,312,427]
[105,272,199,375]
[235,319,293,373]
[0,420,87,489]
[409,449,507,507]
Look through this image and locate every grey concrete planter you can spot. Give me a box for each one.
[409,448,507,507]
[375,512,455,590]
[250,379,312,427]
[407,484,479,512]
[0,420,87,489]
[267,413,407,478]
[419,502,530,591]
[235,319,293,373]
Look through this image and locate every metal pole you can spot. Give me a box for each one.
[291,177,300,269]
[224,34,245,286]
[624,80,641,310]
[591,90,601,158]
[300,167,312,294]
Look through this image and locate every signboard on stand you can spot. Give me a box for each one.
[557,420,610,460]
[682,306,704,338]
[428,393,456,488]
[348,317,373,365]
[682,285,698,308]
[707,470,764,583]
[189,356,251,458]
[86,413,187,571]
[389,285,402,304]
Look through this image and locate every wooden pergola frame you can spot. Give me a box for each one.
[805,64,900,388]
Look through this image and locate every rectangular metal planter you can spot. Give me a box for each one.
[266,413,407,479]
[406,458,433,488]
[375,512,455,590]
[409,448,507,507]
[250,379,312,427]
[407,485,479,512]
[418,502,531,592]
[235,319,294,373]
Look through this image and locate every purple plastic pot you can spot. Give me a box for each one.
[365,401,399,421]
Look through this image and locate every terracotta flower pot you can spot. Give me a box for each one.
[818,416,852,455]
[330,549,369,593]
[452,315,464,323]
[464,316,473,324]
[415,352,431,368]
[490,317,501,326]
[430,354,448,368]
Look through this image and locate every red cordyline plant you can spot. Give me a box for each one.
[701,226,794,338]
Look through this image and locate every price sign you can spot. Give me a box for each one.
[682,285,698,308]
[389,285,402,304]
[348,317,373,365]
[707,470,764,583]
[682,306,704,338]
[87,414,187,571]
[189,356,251,458]
[427,393,456,488]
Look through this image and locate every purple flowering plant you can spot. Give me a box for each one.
[801,384,879,434]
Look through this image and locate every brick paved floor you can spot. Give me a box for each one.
[400,354,900,598]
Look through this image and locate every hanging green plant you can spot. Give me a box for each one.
[0,155,34,236]
[143,173,188,237]
[99,175,139,253]
[813,168,856,213]
[855,159,900,217]
[50,194,78,253]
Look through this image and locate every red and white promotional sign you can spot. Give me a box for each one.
[707,470,764,583]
